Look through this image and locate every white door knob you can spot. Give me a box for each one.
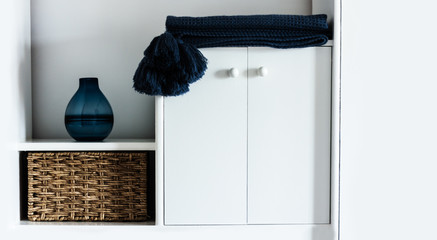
[258,66,268,77]
[228,68,239,78]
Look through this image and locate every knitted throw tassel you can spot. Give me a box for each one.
[133,32,207,96]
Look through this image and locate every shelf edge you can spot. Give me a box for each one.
[18,139,156,151]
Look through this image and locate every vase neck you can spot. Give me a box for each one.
[79,77,99,89]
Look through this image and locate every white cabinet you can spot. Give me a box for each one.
[164,48,248,224]
[247,48,331,224]
[163,46,332,225]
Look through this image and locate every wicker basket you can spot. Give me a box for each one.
[27,152,149,222]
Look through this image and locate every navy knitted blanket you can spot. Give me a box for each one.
[134,15,329,96]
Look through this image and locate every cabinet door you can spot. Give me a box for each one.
[164,48,248,225]
[247,47,332,224]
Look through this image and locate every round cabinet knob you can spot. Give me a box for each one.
[228,68,239,78]
[258,66,268,77]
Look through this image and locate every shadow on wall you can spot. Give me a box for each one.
[312,226,335,240]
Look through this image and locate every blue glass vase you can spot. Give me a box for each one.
[65,77,114,141]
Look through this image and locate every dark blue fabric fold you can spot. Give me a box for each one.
[134,15,330,96]
[166,14,329,31]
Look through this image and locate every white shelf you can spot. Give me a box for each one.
[18,139,156,151]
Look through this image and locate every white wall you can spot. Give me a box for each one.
[340,0,437,239]
[31,0,311,139]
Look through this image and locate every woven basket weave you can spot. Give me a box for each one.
[27,152,149,221]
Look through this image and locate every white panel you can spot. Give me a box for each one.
[341,1,437,240]
[164,48,247,225]
[248,47,331,224]
[1,0,31,231]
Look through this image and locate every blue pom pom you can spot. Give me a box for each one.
[133,32,207,96]
[143,32,180,69]
[133,65,164,96]
[177,42,208,84]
